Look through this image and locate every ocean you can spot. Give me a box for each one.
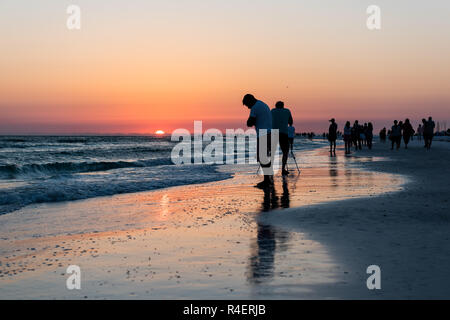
[0,135,330,215]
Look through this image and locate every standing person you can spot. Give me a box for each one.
[352,120,361,150]
[271,101,293,176]
[358,122,364,149]
[402,119,414,149]
[366,122,374,150]
[417,124,423,141]
[424,116,436,150]
[243,94,273,188]
[399,121,404,146]
[288,124,295,152]
[363,123,368,146]
[422,119,429,148]
[328,118,338,156]
[380,127,387,142]
[390,120,402,150]
[344,121,352,155]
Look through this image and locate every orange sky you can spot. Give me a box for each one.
[1,1,449,134]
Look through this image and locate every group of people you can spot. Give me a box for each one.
[243,94,295,189]
[380,117,435,150]
[243,93,438,188]
[333,117,436,154]
[339,121,374,155]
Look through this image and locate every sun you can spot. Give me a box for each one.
[155,130,165,135]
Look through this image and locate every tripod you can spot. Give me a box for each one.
[256,149,300,175]
[285,148,301,175]
[288,150,301,174]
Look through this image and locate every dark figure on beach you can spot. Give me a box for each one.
[380,127,387,142]
[288,124,295,152]
[343,121,352,155]
[402,119,415,149]
[328,118,338,156]
[417,124,423,141]
[363,123,368,146]
[422,119,428,148]
[366,122,374,150]
[358,123,364,149]
[399,121,404,146]
[390,120,402,150]
[244,94,273,188]
[271,101,293,176]
[352,121,362,150]
[423,117,436,150]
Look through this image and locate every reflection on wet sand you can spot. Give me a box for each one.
[246,154,400,288]
[248,180,292,284]
[329,157,339,187]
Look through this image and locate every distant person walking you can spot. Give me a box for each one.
[366,122,374,150]
[243,94,273,188]
[390,120,402,150]
[358,122,364,149]
[344,121,352,155]
[424,116,436,150]
[328,118,338,156]
[380,127,387,142]
[363,123,368,146]
[402,119,414,149]
[352,120,362,150]
[288,124,295,152]
[417,124,423,141]
[271,101,293,176]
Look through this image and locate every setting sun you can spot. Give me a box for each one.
[155,130,165,135]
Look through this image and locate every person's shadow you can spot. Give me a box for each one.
[247,178,291,284]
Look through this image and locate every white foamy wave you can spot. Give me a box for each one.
[0,164,231,215]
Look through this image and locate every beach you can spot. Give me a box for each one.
[261,139,450,299]
[0,139,449,299]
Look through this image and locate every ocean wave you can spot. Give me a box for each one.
[0,158,174,179]
[0,165,231,215]
[56,138,88,143]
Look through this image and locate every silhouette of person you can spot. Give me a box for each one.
[390,120,402,150]
[271,101,293,176]
[380,127,387,142]
[366,122,374,150]
[424,116,436,150]
[352,120,362,150]
[244,94,273,188]
[363,123,368,146]
[343,121,352,155]
[328,118,338,156]
[402,119,414,149]
[288,124,295,152]
[417,124,423,141]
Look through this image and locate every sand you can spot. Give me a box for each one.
[260,139,450,299]
[0,139,448,299]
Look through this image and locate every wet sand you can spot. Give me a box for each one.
[261,140,450,299]
[0,144,408,299]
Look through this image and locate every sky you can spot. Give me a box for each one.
[1,0,449,134]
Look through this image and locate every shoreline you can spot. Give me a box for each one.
[0,141,435,299]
